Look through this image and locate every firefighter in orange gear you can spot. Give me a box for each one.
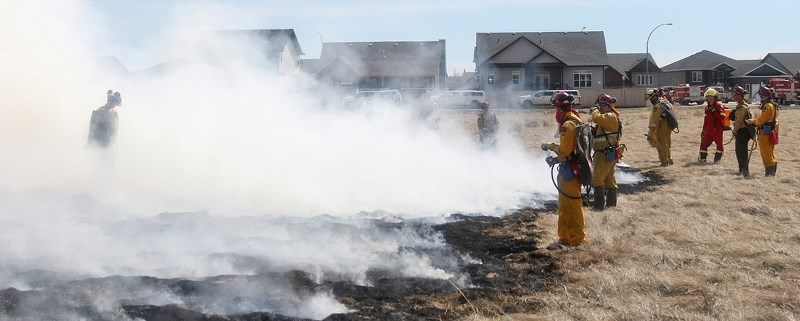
[541,91,585,248]
[730,86,754,177]
[646,88,673,166]
[588,94,621,210]
[746,86,779,176]
[699,88,726,163]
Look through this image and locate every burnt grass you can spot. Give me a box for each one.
[0,170,666,321]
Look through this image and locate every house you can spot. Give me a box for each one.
[445,72,479,90]
[474,31,608,92]
[658,50,739,88]
[605,53,662,88]
[300,40,447,97]
[193,29,305,75]
[728,53,800,97]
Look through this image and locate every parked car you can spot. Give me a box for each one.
[519,90,581,108]
[342,89,403,107]
[430,90,486,108]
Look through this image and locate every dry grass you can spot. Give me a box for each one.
[444,105,800,321]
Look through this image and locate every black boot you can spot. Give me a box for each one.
[713,151,723,163]
[606,188,618,207]
[593,187,605,211]
[742,167,750,178]
[698,150,708,163]
[766,164,777,176]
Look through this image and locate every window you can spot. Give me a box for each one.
[691,71,703,82]
[714,70,725,79]
[573,70,592,88]
[636,74,653,86]
[512,71,520,85]
[487,72,495,85]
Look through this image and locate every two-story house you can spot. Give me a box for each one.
[300,40,447,97]
[474,31,608,106]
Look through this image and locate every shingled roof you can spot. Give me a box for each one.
[316,40,445,76]
[197,29,304,55]
[607,53,651,75]
[474,31,607,66]
[763,53,800,74]
[661,50,738,71]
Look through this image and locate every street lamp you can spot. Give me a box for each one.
[646,23,673,87]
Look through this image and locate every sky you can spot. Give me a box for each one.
[69,0,800,74]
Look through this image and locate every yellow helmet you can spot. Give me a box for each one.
[704,88,718,97]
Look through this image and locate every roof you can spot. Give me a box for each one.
[607,53,650,75]
[474,31,607,66]
[196,29,304,55]
[316,40,446,76]
[728,60,761,77]
[661,50,738,71]
[73,56,129,76]
[763,53,800,74]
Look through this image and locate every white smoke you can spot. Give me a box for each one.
[0,0,557,319]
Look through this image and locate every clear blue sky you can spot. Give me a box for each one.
[86,0,800,74]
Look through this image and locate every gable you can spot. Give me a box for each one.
[745,63,787,77]
[486,39,560,64]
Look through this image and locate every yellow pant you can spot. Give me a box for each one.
[592,152,618,189]
[757,133,777,167]
[653,126,672,166]
[557,174,585,245]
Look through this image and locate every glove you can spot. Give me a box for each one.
[540,143,551,151]
[545,156,558,167]
[589,106,599,115]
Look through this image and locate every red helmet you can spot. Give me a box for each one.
[597,94,616,106]
[757,86,775,99]
[733,85,748,96]
[551,91,574,107]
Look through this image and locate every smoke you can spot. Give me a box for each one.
[0,1,556,319]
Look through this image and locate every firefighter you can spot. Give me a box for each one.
[88,90,121,148]
[698,88,726,163]
[745,86,779,176]
[646,88,673,166]
[730,86,754,177]
[477,101,498,150]
[541,91,585,248]
[588,94,621,210]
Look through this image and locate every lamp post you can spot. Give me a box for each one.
[646,23,673,87]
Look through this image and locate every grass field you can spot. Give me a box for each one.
[444,104,800,321]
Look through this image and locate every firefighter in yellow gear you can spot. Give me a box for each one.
[730,86,754,177]
[541,91,585,248]
[588,94,621,210]
[746,86,779,176]
[647,88,673,166]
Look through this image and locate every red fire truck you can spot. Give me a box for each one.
[672,84,706,105]
[672,84,732,105]
[768,77,800,105]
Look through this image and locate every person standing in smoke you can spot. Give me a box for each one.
[730,86,754,177]
[588,94,622,211]
[88,90,121,148]
[477,101,498,150]
[698,88,726,163]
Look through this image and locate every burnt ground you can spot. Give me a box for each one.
[0,170,666,321]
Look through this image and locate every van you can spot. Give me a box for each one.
[430,90,486,108]
[519,90,582,108]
